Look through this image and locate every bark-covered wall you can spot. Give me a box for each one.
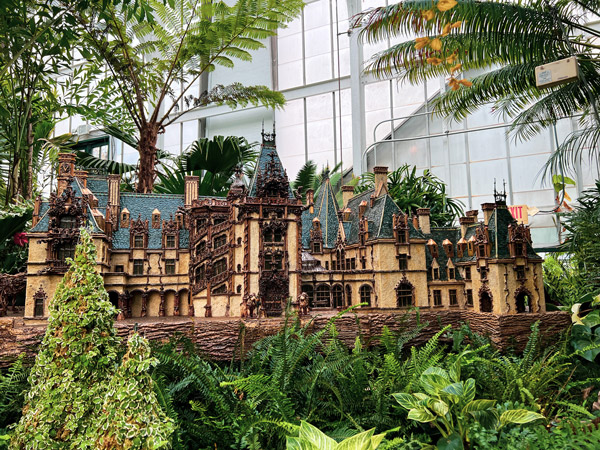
[0,311,571,366]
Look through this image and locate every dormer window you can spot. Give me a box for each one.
[57,242,76,262]
[152,208,161,229]
[448,267,455,279]
[442,239,453,257]
[477,244,488,258]
[121,208,130,228]
[513,242,524,256]
[467,237,475,256]
[457,238,467,257]
[165,235,176,249]
[133,235,145,248]
[312,242,322,253]
[397,230,407,244]
[427,239,438,258]
[433,267,440,279]
[59,216,76,229]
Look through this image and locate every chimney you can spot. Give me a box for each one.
[481,203,495,225]
[107,174,120,229]
[466,209,478,218]
[57,153,76,196]
[306,188,314,214]
[373,166,388,197]
[341,185,354,207]
[74,169,88,188]
[459,215,476,238]
[417,208,431,234]
[32,196,42,227]
[185,175,199,207]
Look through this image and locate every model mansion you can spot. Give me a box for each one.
[24,132,545,319]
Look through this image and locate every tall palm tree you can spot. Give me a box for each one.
[66,0,303,193]
[354,0,600,178]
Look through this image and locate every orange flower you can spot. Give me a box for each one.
[458,78,472,87]
[450,63,462,73]
[448,77,460,90]
[446,53,458,64]
[427,56,443,65]
[450,21,462,28]
[422,9,435,21]
[442,23,451,36]
[429,38,442,51]
[437,0,458,12]
[415,37,430,50]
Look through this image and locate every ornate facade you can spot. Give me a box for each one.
[24,132,545,319]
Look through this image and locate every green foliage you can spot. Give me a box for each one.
[393,365,544,447]
[11,229,172,449]
[155,135,257,196]
[95,333,174,449]
[354,0,600,177]
[543,254,588,307]
[357,165,463,227]
[0,355,29,431]
[0,203,32,273]
[286,421,385,450]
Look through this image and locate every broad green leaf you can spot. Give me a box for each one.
[370,433,386,449]
[437,432,464,450]
[462,399,496,414]
[441,381,464,403]
[428,399,450,417]
[286,436,319,450]
[297,421,337,450]
[499,409,545,427]
[336,429,375,450]
[420,367,451,395]
[582,310,600,328]
[393,393,419,410]
[407,407,437,423]
[463,378,476,404]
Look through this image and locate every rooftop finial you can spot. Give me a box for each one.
[494,179,507,204]
[261,123,276,146]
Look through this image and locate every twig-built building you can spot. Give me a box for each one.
[25,132,545,319]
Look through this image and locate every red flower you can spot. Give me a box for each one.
[13,232,28,247]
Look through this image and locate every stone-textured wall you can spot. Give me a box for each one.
[0,311,571,366]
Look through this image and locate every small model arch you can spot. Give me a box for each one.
[345,284,352,306]
[315,284,331,308]
[332,284,344,308]
[514,287,532,314]
[395,278,414,308]
[479,285,493,313]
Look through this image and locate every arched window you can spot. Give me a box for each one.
[359,285,372,307]
[315,284,330,307]
[332,285,343,308]
[213,258,227,276]
[396,281,413,308]
[345,285,352,306]
[212,284,227,294]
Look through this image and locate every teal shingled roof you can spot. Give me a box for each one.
[247,142,294,198]
[301,177,339,249]
[86,176,108,193]
[344,189,402,244]
[423,227,463,281]
[111,193,189,249]
[487,207,539,259]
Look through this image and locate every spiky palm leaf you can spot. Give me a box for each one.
[355,0,600,176]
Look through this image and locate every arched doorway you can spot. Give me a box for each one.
[359,285,372,307]
[108,291,120,317]
[515,289,531,313]
[332,285,343,308]
[395,280,414,308]
[479,289,493,313]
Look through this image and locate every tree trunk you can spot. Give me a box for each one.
[136,123,160,193]
[26,115,33,200]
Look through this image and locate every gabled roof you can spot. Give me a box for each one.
[301,177,339,249]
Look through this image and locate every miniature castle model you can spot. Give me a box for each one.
[24,131,545,319]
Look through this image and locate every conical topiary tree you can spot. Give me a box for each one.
[11,229,120,449]
[12,230,174,449]
[94,332,174,449]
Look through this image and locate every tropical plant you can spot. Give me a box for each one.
[286,421,385,450]
[94,333,174,450]
[292,161,359,206]
[358,165,463,226]
[66,0,303,193]
[354,0,600,178]
[562,180,600,292]
[543,253,588,308]
[154,135,257,196]
[0,355,29,431]
[0,203,32,273]
[11,230,171,449]
[393,366,544,448]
